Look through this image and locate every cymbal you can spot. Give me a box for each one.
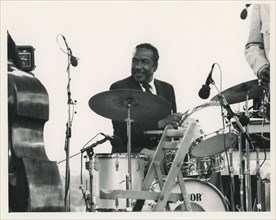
[211,79,263,104]
[89,89,172,122]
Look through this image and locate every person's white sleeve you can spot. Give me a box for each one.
[244,4,270,76]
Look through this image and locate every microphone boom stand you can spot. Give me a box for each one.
[244,94,253,211]
[212,83,253,212]
[64,52,76,212]
[83,147,96,212]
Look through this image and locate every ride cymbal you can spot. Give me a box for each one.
[89,89,172,122]
[211,79,263,104]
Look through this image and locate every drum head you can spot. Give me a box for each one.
[190,132,238,158]
[149,177,229,211]
[181,102,238,158]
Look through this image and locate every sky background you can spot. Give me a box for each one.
[1,0,275,218]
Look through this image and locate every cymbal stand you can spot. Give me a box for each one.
[253,88,268,211]
[83,147,96,212]
[125,99,134,209]
[254,135,262,211]
[212,83,253,211]
[238,130,245,211]
[244,93,253,211]
[227,124,236,211]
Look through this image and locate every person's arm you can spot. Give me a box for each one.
[245,5,270,77]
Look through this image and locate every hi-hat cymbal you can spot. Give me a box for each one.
[211,79,263,104]
[89,89,172,122]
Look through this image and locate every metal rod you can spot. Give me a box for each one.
[88,152,95,212]
[238,133,244,211]
[255,141,262,211]
[228,126,236,211]
[254,89,267,211]
[64,55,73,211]
[244,93,252,211]
[125,102,133,208]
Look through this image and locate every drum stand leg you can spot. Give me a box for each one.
[228,144,236,211]
[253,143,263,211]
[125,102,134,210]
[214,90,254,212]
[100,124,198,211]
[244,94,253,211]
[86,148,96,212]
[238,133,245,212]
[252,89,268,212]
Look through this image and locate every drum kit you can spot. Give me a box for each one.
[83,79,268,212]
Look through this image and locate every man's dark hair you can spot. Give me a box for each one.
[135,43,159,67]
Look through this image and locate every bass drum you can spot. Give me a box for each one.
[93,153,146,211]
[144,178,229,212]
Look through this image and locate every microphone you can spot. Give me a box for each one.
[240,4,251,20]
[70,55,78,67]
[80,134,122,153]
[62,35,78,67]
[198,63,215,99]
[100,133,122,147]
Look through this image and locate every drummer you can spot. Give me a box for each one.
[108,42,224,195]
[109,43,182,160]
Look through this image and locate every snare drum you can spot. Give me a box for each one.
[189,154,225,176]
[93,153,146,211]
[143,178,229,211]
[179,102,238,158]
[165,150,225,176]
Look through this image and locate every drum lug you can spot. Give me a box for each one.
[136,158,142,171]
[200,177,210,183]
[115,156,119,171]
[94,158,98,171]
[223,196,231,207]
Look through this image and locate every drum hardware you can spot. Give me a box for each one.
[79,142,97,212]
[211,79,264,212]
[89,89,171,210]
[253,141,263,211]
[58,133,118,212]
[225,127,236,211]
[93,153,146,211]
[179,103,238,158]
[253,88,269,211]
[64,70,77,212]
[238,132,244,212]
[99,125,198,211]
[133,124,198,211]
[55,134,116,212]
[211,79,262,105]
[88,89,171,123]
[165,150,225,177]
[258,88,270,120]
[79,180,92,212]
[243,93,253,211]
[125,100,134,209]
[148,178,229,211]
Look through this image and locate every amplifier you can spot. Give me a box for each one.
[17,45,35,71]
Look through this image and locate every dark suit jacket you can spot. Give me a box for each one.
[109,76,177,153]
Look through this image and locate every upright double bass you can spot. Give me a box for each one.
[8,33,64,211]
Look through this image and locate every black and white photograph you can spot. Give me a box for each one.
[0,1,275,219]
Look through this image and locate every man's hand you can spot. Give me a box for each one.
[158,112,183,129]
[258,66,270,89]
